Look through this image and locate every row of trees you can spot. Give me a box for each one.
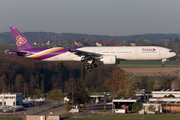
[1,31,180,44]
[0,53,178,99]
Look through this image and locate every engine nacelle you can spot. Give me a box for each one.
[100,55,116,64]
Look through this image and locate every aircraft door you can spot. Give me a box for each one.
[135,49,138,59]
[158,49,162,59]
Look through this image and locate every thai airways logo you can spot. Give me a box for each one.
[142,48,156,53]
[16,35,27,46]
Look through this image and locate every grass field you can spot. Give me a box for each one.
[91,113,180,118]
[117,60,180,68]
[0,118,21,120]
[61,114,180,120]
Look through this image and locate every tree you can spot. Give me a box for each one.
[135,38,146,46]
[153,81,161,90]
[116,89,125,97]
[160,77,170,89]
[148,105,156,113]
[105,69,126,94]
[67,82,89,105]
[132,102,142,113]
[65,103,71,112]
[48,89,63,101]
[0,73,7,92]
[140,76,148,89]
[147,80,154,92]
[171,79,180,89]
[15,74,24,93]
[124,76,137,96]
[34,89,42,98]
[66,38,74,46]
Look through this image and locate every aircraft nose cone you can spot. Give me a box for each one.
[173,52,176,57]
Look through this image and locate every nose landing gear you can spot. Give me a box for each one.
[161,63,164,67]
[161,59,168,67]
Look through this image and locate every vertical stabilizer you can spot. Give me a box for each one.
[10,26,35,50]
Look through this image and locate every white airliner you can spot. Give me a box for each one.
[9,26,176,69]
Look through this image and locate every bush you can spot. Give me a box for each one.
[132,102,142,113]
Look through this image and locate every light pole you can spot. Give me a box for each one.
[72,83,73,108]
[166,102,167,113]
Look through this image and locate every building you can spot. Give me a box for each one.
[142,89,180,114]
[143,101,162,114]
[95,42,102,47]
[0,93,23,106]
[112,97,141,113]
[135,89,152,102]
[152,89,180,97]
[102,39,119,46]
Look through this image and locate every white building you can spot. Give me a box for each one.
[112,97,141,113]
[143,101,162,114]
[142,89,180,114]
[0,93,23,106]
[152,89,180,98]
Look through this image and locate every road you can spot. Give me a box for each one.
[0,101,112,120]
[73,102,112,118]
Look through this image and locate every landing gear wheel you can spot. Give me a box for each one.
[94,64,97,67]
[85,64,97,69]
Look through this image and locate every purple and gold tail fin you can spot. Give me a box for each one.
[10,26,35,50]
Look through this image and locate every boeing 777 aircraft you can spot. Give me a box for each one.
[9,26,176,69]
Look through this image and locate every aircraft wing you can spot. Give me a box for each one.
[63,47,102,59]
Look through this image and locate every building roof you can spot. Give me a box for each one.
[153,89,180,92]
[143,101,180,106]
[113,97,141,102]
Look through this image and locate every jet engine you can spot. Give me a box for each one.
[100,55,116,64]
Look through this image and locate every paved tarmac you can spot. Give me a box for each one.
[36,104,67,116]
[0,101,112,120]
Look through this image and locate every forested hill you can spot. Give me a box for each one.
[0,32,180,44]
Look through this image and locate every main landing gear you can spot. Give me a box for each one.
[82,58,97,69]
[85,64,97,69]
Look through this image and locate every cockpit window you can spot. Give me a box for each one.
[169,50,173,52]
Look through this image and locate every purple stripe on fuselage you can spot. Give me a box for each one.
[11,47,82,60]
[34,48,68,60]
[33,47,82,60]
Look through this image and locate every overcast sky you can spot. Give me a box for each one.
[1,0,180,36]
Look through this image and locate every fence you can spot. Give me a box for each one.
[26,100,64,115]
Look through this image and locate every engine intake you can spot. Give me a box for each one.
[100,55,116,64]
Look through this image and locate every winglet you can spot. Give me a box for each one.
[10,26,35,50]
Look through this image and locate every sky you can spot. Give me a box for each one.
[1,0,180,36]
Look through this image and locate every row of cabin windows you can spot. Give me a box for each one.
[102,51,132,53]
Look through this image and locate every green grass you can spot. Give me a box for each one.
[0,114,15,116]
[99,109,108,112]
[117,60,180,68]
[62,118,146,120]
[61,112,74,117]
[62,117,179,120]
[91,113,180,118]
[0,118,21,120]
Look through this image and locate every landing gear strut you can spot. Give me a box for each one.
[161,59,167,67]
[83,58,97,69]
